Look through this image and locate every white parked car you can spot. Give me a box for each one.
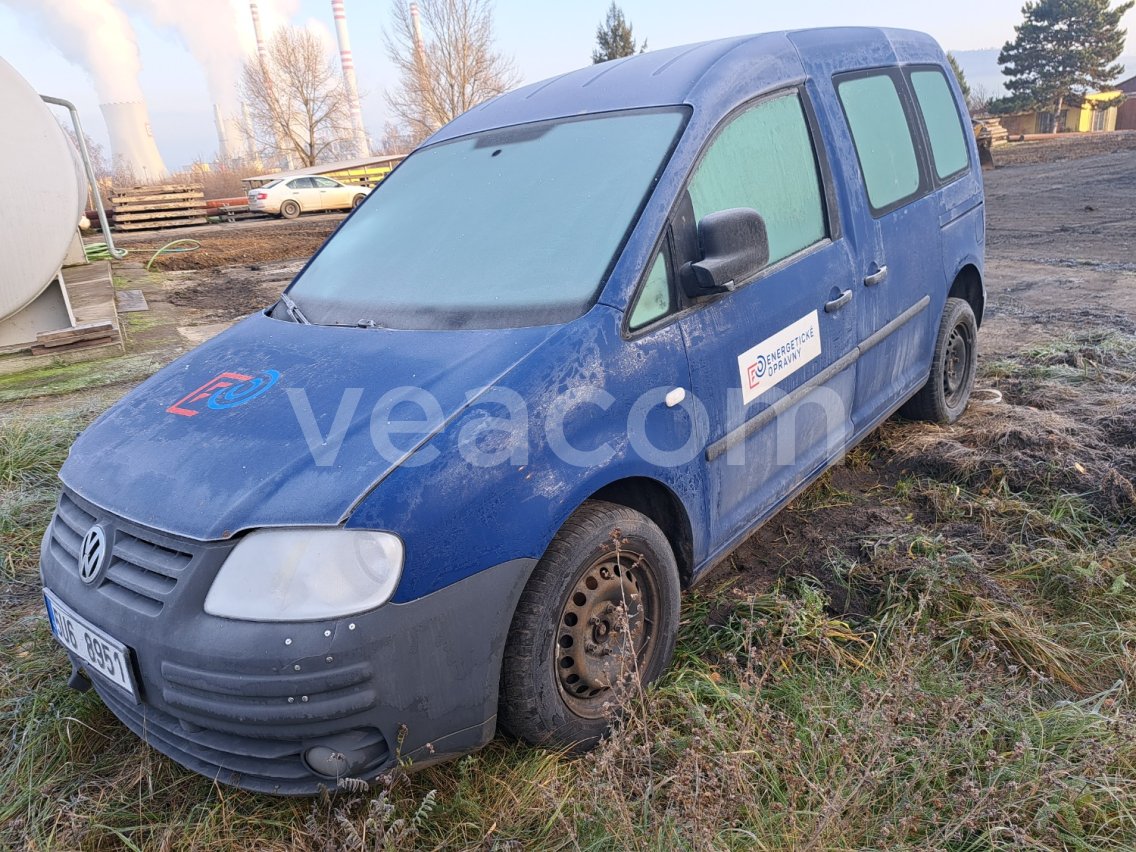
[247,176,371,219]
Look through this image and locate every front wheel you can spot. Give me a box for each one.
[498,500,681,750]
[352,193,366,209]
[900,296,978,424]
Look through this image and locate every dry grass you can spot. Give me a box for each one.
[2,332,1135,849]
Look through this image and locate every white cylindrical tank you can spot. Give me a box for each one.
[0,57,87,321]
[100,101,166,182]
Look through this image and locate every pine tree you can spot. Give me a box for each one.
[592,3,645,64]
[947,52,972,103]
[998,0,1133,132]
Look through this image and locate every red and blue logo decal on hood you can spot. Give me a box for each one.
[166,370,281,417]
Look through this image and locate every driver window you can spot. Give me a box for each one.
[687,93,827,267]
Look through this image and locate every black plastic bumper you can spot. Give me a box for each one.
[40,489,536,794]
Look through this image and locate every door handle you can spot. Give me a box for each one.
[864,265,889,287]
[825,289,853,313]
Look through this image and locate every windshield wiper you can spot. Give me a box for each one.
[278,293,310,325]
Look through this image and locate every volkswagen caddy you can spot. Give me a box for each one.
[41,27,984,793]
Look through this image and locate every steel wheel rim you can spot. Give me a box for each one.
[555,546,661,719]
[943,321,973,406]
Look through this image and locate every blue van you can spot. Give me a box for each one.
[41,27,983,793]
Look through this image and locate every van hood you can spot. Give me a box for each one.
[60,311,558,541]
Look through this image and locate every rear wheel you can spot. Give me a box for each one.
[279,199,301,220]
[498,501,680,749]
[900,296,978,424]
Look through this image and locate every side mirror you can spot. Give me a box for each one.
[680,207,769,298]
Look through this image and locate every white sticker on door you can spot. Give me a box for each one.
[736,310,822,405]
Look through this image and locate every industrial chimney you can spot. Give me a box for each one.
[331,0,369,158]
[410,2,426,58]
[248,0,293,169]
[249,0,271,74]
[99,101,166,182]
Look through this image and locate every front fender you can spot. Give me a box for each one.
[347,307,709,602]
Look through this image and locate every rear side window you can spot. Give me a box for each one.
[836,74,920,211]
[687,92,827,266]
[910,69,969,180]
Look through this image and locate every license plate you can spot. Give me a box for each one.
[44,589,140,702]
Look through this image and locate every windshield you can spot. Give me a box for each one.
[283,107,688,329]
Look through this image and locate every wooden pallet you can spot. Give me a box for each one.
[31,320,117,355]
[111,183,208,231]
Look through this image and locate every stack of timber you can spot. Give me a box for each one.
[111,183,207,231]
[31,320,116,355]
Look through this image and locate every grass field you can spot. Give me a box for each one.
[2,332,1134,850]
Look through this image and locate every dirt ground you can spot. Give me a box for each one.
[980,149,1136,355]
[112,214,341,271]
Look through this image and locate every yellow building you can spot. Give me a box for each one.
[999,91,1122,135]
[241,153,405,190]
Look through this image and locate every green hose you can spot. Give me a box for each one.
[84,242,124,261]
[84,238,202,270]
[144,239,201,271]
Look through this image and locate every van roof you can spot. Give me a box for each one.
[430,27,945,145]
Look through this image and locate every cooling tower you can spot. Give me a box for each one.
[331,0,369,157]
[100,101,166,181]
[213,104,244,162]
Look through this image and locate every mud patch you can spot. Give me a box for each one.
[113,217,338,271]
[164,260,303,324]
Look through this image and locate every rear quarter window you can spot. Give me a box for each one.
[836,73,921,212]
[910,68,970,180]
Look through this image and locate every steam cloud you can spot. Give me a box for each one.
[1,0,146,103]
[3,0,299,113]
[121,0,250,114]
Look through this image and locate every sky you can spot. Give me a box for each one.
[1,0,1135,169]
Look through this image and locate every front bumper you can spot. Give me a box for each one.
[40,488,535,794]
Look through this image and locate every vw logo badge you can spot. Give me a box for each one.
[79,525,108,584]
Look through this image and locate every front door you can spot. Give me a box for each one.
[671,90,859,546]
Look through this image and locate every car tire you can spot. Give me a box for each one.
[899,296,978,424]
[498,500,681,750]
[280,200,301,220]
[352,193,366,209]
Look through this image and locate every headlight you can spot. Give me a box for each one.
[203,528,403,622]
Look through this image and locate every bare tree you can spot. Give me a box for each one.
[384,0,519,147]
[239,26,353,167]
